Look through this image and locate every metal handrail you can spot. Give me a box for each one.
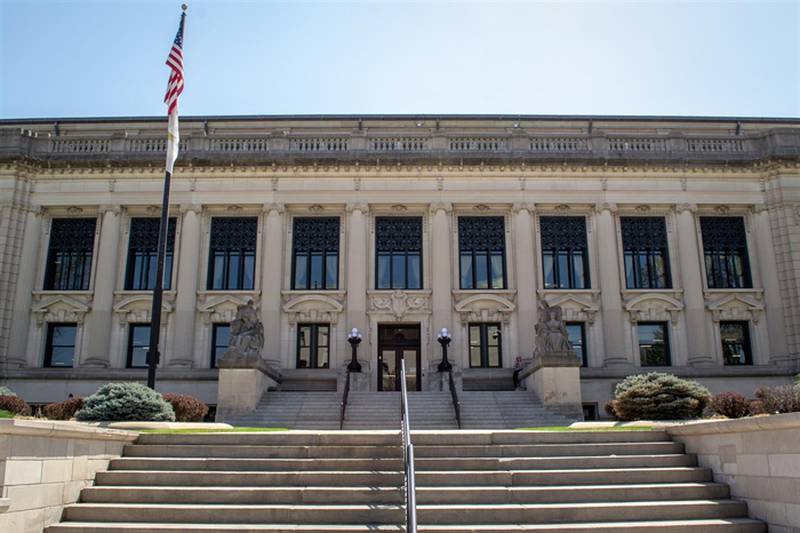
[400,359,417,533]
[339,369,351,430]
[447,368,462,429]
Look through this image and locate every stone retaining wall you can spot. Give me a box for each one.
[0,419,137,533]
[668,413,800,533]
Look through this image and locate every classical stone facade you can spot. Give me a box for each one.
[0,115,798,416]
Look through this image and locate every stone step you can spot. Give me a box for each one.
[415,467,713,486]
[409,430,670,445]
[45,518,767,533]
[414,442,684,457]
[414,454,697,470]
[63,503,404,525]
[123,445,403,459]
[61,500,746,525]
[110,457,404,472]
[136,432,400,446]
[78,482,729,505]
[96,470,404,487]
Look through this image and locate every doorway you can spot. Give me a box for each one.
[377,324,421,392]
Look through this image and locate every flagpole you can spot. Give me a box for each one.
[147,4,187,390]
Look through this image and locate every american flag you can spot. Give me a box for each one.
[164,7,186,174]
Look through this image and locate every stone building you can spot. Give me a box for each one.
[0,115,798,418]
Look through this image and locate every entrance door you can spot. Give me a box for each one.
[378,325,421,392]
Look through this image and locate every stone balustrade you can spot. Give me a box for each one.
[2,118,798,165]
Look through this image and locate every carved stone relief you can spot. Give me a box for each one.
[282,291,345,324]
[453,291,516,324]
[368,290,431,319]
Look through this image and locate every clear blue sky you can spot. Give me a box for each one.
[1,0,798,119]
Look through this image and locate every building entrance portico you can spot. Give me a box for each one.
[377,324,421,391]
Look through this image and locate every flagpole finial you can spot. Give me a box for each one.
[181,4,188,12]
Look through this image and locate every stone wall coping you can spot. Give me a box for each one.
[0,419,138,442]
[666,412,800,436]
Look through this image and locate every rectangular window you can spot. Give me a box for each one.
[540,216,590,289]
[291,217,340,290]
[44,218,97,291]
[468,323,502,368]
[207,217,258,290]
[210,323,230,368]
[721,321,752,366]
[297,324,330,368]
[566,322,587,367]
[700,217,752,289]
[44,323,76,368]
[125,218,177,290]
[127,324,152,368]
[621,217,671,289]
[638,322,670,366]
[375,217,423,290]
[458,217,507,290]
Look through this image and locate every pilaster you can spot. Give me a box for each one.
[7,208,42,366]
[345,203,369,335]
[674,203,714,365]
[594,203,629,367]
[82,205,121,367]
[261,203,285,361]
[513,203,537,357]
[430,202,453,349]
[172,204,201,367]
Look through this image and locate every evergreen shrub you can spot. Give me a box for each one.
[0,386,17,397]
[75,383,175,422]
[162,393,208,422]
[609,372,710,421]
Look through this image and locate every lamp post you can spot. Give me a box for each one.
[437,327,452,372]
[347,327,363,372]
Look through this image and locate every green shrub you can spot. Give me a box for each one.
[609,372,710,421]
[709,392,750,419]
[0,395,31,416]
[43,397,85,420]
[754,386,800,414]
[75,383,175,422]
[0,386,17,397]
[163,393,208,422]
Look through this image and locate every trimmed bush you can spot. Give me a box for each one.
[609,372,711,421]
[43,397,85,420]
[0,395,31,416]
[749,399,767,415]
[709,392,750,419]
[754,385,800,414]
[0,386,17,397]
[163,393,208,422]
[76,383,175,422]
[603,400,618,420]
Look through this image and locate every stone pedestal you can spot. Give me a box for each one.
[520,352,582,416]
[216,360,280,420]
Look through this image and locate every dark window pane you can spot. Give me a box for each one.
[125,218,176,290]
[458,217,506,290]
[566,323,586,367]
[45,219,97,291]
[317,326,329,348]
[213,253,226,289]
[540,216,589,289]
[475,254,489,289]
[227,255,240,288]
[460,254,473,289]
[638,323,669,366]
[294,255,308,288]
[488,346,500,367]
[207,218,258,290]
[469,346,482,368]
[621,217,671,289]
[211,324,230,368]
[700,217,751,289]
[243,253,255,289]
[407,253,421,289]
[296,324,330,369]
[50,347,73,367]
[392,254,405,288]
[317,348,329,368]
[558,251,569,289]
[325,254,338,289]
[721,321,752,365]
[543,252,555,288]
[310,253,323,289]
[128,325,152,368]
[572,253,586,289]
[298,348,311,367]
[469,323,502,368]
[377,254,391,289]
[625,253,635,288]
[45,323,76,368]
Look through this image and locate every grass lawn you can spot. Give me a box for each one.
[516,426,654,431]
[139,427,288,434]
[0,409,14,419]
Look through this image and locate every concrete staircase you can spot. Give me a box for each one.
[459,390,579,429]
[225,391,342,429]
[45,429,764,532]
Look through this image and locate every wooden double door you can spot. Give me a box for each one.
[377,324,421,392]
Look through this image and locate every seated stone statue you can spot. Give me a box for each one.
[218,299,264,367]
[534,301,574,356]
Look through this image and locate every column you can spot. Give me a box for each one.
[675,203,713,365]
[83,206,121,366]
[7,208,42,366]
[430,202,453,354]
[595,203,629,367]
[345,204,368,333]
[172,205,201,367]
[754,205,790,363]
[513,203,537,357]
[260,203,285,362]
